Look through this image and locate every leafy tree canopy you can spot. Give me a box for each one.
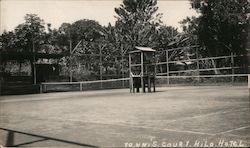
[1,14,45,52]
[114,0,163,52]
[190,0,250,56]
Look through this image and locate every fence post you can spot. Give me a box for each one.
[80,82,82,91]
[40,84,43,93]
[248,74,250,95]
[129,54,132,93]
[99,46,103,89]
[231,52,235,83]
[122,55,125,87]
[166,50,169,85]
[141,52,145,92]
[196,48,200,83]
[44,84,47,93]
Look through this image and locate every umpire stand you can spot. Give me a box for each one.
[129,46,156,93]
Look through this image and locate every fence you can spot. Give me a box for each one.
[156,74,248,86]
[155,46,249,84]
[41,46,249,93]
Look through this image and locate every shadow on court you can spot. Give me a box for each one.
[0,128,98,147]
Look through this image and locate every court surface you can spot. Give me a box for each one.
[0,86,249,147]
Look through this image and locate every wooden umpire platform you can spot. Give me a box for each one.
[129,46,156,93]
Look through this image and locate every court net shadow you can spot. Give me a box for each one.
[0,128,98,147]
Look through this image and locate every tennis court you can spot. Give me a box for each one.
[0,85,249,147]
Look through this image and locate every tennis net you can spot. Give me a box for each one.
[41,78,129,93]
[41,74,248,93]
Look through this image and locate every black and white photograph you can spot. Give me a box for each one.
[0,0,249,147]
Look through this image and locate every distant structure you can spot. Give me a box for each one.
[0,51,63,95]
[129,46,156,93]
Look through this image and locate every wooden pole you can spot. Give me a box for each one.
[69,39,73,82]
[129,54,132,93]
[80,82,83,91]
[166,50,169,85]
[122,55,124,87]
[153,52,156,92]
[231,52,235,83]
[248,74,250,97]
[32,39,36,84]
[196,48,200,83]
[99,46,103,89]
[40,84,43,93]
[141,52,144,92]
[121,45,125,87]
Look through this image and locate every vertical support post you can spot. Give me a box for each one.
[80,82,83,91]
[196,48,200,83]
[154,52,156,92]
[6,130,14,146]
[33,59,36,84]
[0,52,2,95]
[69,39,73,82]
[231,52,235,83]
[121,45,125,87]
[44,84,47,93]
[141,52,144,92]
[122,55,124,87]
[166,50,169,85]
[248,74,250,96]
[148,76,151,92]
[99,46,103,89]
[40,84,43,93]
[32,39,37,84]
[129,54,132,92]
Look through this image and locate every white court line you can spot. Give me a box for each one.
[4,109,247,137]
[163,107,249,124]
[1,107,248,137]
[31,116,216,136]
[4,107,248,137]
[1,114,215,136]
[215,126,250,135]
[156,127,215,136]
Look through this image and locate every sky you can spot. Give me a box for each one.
[0,0,198,34]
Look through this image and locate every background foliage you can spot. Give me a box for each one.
[0,0,249,80]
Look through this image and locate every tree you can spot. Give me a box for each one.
[190,0,249,56]
[114,0,163,53]
[70,20,103,50]
[0,31,16,51]
[157,25,178,49]
[56,20,107,80]
[14,14,45,52]
[179,0,250,74]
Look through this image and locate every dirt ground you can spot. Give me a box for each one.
[0,86,249,147]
